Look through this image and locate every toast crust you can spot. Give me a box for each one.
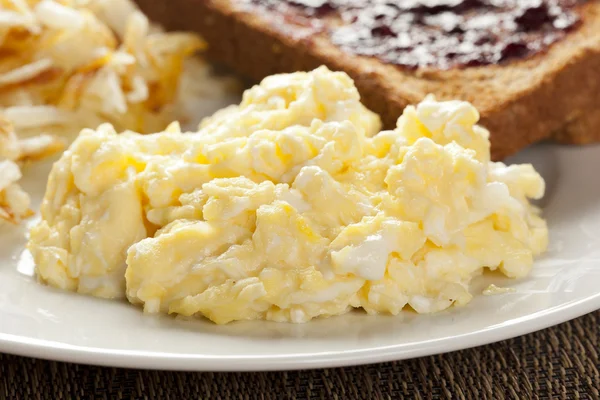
[135,0,600,160]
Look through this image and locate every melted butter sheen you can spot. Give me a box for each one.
[247,0,585,69]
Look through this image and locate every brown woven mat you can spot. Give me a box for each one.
[1,311,598,400]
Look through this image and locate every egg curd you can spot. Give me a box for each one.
[28,66,548,324]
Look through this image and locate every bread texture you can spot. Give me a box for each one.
[134,0,600,160]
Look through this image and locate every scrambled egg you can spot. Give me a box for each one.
[29,66,548,324]
[483,284,517,296]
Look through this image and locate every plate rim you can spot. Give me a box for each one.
[2,145,600,372]
[1,293,599,371]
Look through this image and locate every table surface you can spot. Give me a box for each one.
[1,311,598,400]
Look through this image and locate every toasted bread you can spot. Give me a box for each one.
[134,0,600,160]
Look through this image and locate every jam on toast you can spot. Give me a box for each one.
[135,0,600,159]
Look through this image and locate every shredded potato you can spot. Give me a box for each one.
[0,115,63,222]
[0,0,232,224]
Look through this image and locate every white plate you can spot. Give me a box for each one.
[2,134,600,371]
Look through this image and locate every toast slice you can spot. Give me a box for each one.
[134,0,600,160]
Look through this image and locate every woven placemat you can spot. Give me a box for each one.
[1,311,598,400]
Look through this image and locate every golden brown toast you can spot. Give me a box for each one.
[134,0,600,160]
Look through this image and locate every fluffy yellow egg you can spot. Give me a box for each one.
[29,66,548,324]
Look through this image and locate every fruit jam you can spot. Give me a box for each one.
[246,0,586,69]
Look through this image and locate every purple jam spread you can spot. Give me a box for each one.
[244,0,586,69]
